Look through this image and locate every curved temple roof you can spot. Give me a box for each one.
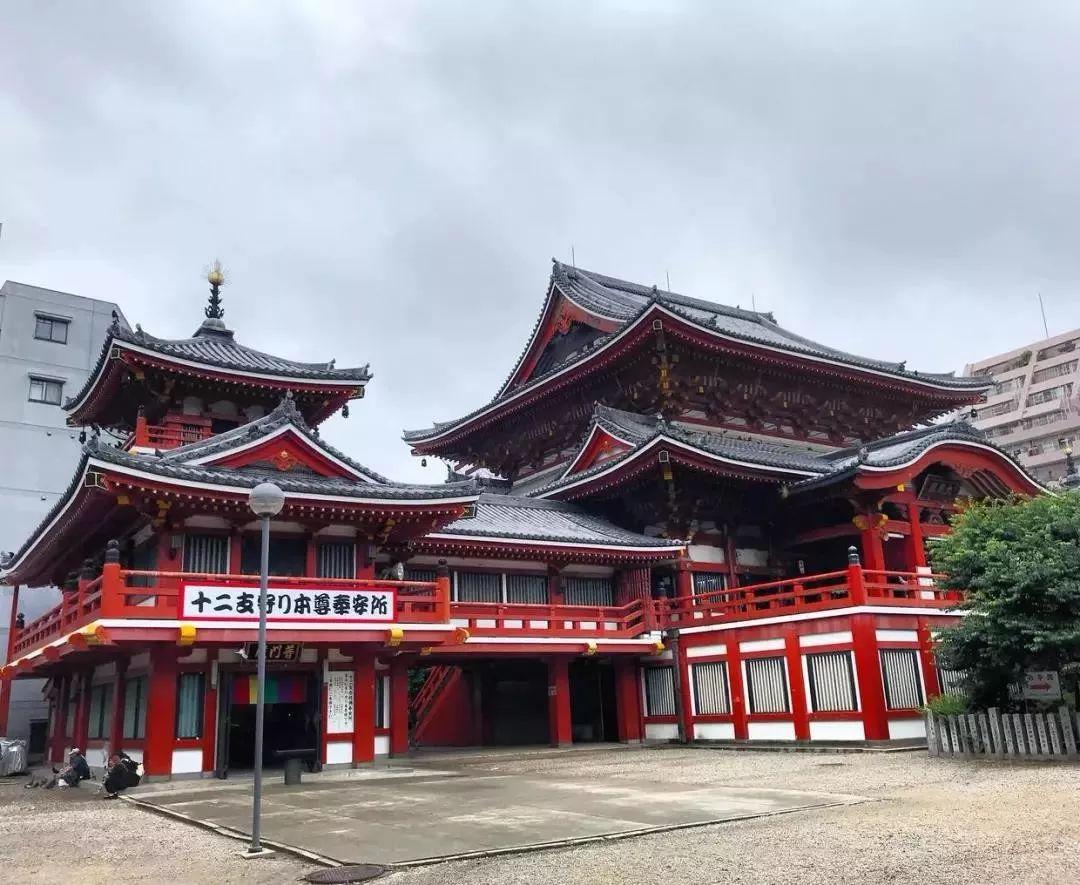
[529,404,1041,499]
[65,315,372,423]
[405,261,991,446]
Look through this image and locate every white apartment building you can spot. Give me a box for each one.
[966,328,1080,486]
[0,280,126,748]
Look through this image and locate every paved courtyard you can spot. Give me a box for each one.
[130,755,861,864]
[2,746,1080,884]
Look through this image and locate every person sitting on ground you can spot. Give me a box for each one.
[102,751,141,799]
[26,748,91,790]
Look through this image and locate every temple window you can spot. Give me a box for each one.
[643,666,676,716]
[454,571,502,603]
[745,656,790,714]
[175,673,206,739]
[28,376,64,405]
[506,574,547,604]
[879,649,924,710]
[563,576,614,606]
[87,683,114,739]
[183,533,229,574]
[123,676,148,739]
[317,542,356,579]
[33,313,69,344]
[805,651,858,713]
[691,661,731,715]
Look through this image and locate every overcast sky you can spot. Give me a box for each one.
[3,2,1080,481]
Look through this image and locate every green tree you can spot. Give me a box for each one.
[930,490,1080,707]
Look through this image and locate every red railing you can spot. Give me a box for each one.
[451,598,647,638]
[7,560,966,662]
[126,413,214,451]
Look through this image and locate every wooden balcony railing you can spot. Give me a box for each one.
[126,413,214,451]
[6,549,966,663]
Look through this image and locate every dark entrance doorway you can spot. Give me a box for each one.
[569,658,618,743]
[480,660,549,746]
[216,670,320,776]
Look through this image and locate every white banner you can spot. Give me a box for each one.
[180,584,396,622]
[327,670,355,734]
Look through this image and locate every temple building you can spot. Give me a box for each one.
[0,261,1043,777]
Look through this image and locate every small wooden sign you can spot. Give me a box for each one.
[242,642,305,663]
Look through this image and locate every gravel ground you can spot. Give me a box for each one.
[0,775,313,884]
[3,748,1079,884]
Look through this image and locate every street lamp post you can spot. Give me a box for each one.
[246,481,285,857]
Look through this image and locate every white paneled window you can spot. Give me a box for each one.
[745,656,790,714]
[28,376,64,405]
[506,573,547,604]
[564,576,614,606]
[34,314,69,344]
[644,666,676,716]
[183,534,229,574]
[123,676,147,739]
[805,651,858,712]
[692,661,731,715]
[455,571,501,603]
[693,572,727,593]
[880,649,924,710]
[317,542,355,579]
[936,667,968,696]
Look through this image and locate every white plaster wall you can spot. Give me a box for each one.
[876,629,918,643]
[373,735,390,756]
[740,638,785,653]
[809,720,865,741]
[888,718,926,740]
[644,723,678,741]
[124,749,144,764]
[326,741,352,765]
[687,643,726,658]
[687,544,726,563]
[800,631,853,648]
[747,721,797,741]
[85,747,109,770]
[171,748,203,774]
[694,722,735,740]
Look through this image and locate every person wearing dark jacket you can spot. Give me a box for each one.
[102,752,141,798]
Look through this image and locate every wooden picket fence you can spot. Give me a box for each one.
[926,706,1079,759]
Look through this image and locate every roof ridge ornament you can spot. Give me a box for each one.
[205,260,225,320]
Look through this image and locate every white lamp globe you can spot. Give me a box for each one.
[248,482,285,518]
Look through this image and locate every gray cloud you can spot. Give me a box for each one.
[3,1,1079,480]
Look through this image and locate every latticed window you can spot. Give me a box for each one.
[805,651,858,712]
[183,534,228,573]
[375,675,388,728]
[644,666,676,716]
[123,676,147,739]
[936,667,968,696]
[745,656,790,714]
[693,572,727,593]
[175,673,204,739]
[87,683,113,740]
[455,571,501,602]
[506,574,547,604]
[405,567,436,583]
[317,542,355,579]
[692,661,731,715]
[564,576,614,606]
[880,649,924,710]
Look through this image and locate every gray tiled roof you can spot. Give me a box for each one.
[431,492,681,548]
[527,406,1030,497]
[66,316,371,413]
[404,261,990,444]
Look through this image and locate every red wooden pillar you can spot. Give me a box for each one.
[726,632,749,740]
[144,647,179,777]
[906,499,927,570]
[355,541,375,580]
[388,657,410,756]
[201,663,217,772]
[850,615,889,741]
[672,636,695,742]
[228,532,243,575]
[109,658,128,755]
[613,658,642,742]
[72,670,93,751]
[547,565,564,605]
[0,584,20,736]
[784,629,810,741]
[305,535,318,578]
[674,552,693,600]
[547,657,572,747]
[859,524,885,573]
[352,650,376,764]
[916,617,941,698]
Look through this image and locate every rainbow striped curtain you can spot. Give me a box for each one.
[231,673,307,705]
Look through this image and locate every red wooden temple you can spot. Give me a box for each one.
[0,262,1042,778]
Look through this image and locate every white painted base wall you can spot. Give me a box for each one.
[644,723,678,741]
[171,748,203,774]
[888,718,926,740]
[325,740,352,765]
[747,721,797,741]
[809,720,865,741]
[374,735,390,756]
[693,722,735,740]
